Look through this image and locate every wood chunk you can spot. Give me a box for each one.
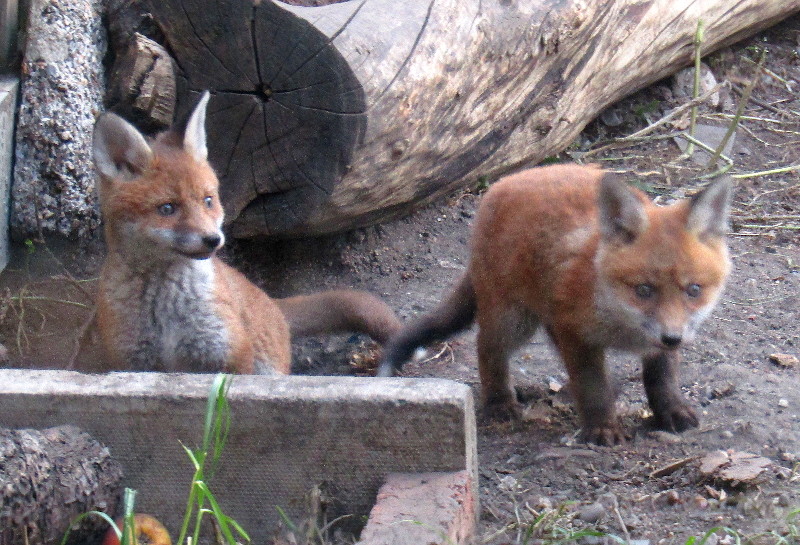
[106,33,176,131]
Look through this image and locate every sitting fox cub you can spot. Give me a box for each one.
[379,164,731,445]
[92,91,400,374]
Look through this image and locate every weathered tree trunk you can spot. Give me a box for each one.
[117,0,800,238]
[11,0,105,240]
[0,425,123,545]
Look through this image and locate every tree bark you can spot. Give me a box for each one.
[0,425,123,545]
[133,0,800,238]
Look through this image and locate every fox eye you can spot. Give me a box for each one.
[686,283,702,298]
[204,196,213,208]
[158,203,176,216]
[635,283,655,299]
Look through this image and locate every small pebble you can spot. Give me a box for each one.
[665,490,682,505]
[649,430,681,443]
[577,501,606,523]
[778,399,789,408]
[720,430,734,439]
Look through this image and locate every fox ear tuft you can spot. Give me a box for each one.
[598,174,648,243]
[687,176,732,238]
[183,91,210,161]
[93,112,153,181]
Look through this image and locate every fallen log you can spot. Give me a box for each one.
[120,0,800,237]
[0,425,123,545]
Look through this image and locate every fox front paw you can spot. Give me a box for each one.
[652,402,699,433]
[483,398,524,422]
[584,423,629,446]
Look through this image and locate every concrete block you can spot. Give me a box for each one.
[357,471,477,545]
[0,0,17,71]
[0,370,477,543]
[0,76,17,271]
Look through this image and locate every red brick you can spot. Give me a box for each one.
[357,471,476,545]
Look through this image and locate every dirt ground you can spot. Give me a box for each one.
[2,13,800,545]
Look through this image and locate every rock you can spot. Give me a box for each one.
[577,501,606,523]
[663,490,682,506]
[778,399,789,408]
[600,108,625,127]
[648,430,682,444]
[673,124,737,166]
[769,353,798,368]
[498,475,518,491]
[671,62,720,107]
[12,0,106,239]
[547,376,563,393]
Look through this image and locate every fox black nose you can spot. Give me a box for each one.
[202,234,222,250]
[661,334,682,348]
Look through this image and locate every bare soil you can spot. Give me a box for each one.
[2,13,800,545]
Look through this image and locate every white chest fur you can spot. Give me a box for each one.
[108,258,230,372]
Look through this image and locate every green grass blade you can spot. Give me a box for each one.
[59,511,120,545]
[196,481,250,544]
[275,505,300,534]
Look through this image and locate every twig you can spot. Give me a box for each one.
[419,342,454,366]
[66,308,97,370]
[649,456,697,479]
[676,133,734,176]
[706,49,766,170]
[686,20,705,157]
[7,295,92,309]
[731,83,800,117]
[42,244,95,303]
[607,495,631,545]
[741,55,793,91]
[732,164,800,179]
[582,85,723,159]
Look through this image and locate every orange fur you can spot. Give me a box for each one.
[93,92,400,375]
[380,164,732,444]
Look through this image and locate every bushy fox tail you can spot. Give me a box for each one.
[276,290,401,345]
[377,273,476,377]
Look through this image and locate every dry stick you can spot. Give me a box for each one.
[582,84,723,159]
[42,244,95,303]
[66,308,97,370]
[732,164,800,179]
[678,133,734,175]
[649,456,697,479]
[731,83,798,117]
[706,49,767,170]
[686,19,705,157]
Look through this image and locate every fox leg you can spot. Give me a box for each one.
[476,305,537,420]
[552,332,624,445]
[642,351,699,432]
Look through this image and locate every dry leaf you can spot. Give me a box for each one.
[769,353,798,368]
[699,450,772,486]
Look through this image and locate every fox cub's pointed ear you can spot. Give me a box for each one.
[93,112,154,181]
[687,176,732,238]
[598,174,648,243]
[183,91,210,161]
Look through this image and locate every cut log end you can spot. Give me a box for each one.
[158,0,367,235]
[0,425,123,545]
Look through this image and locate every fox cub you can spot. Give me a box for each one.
[92,91,401,374]
[379,164,732,444]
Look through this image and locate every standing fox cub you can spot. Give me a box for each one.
[379,164,732,445]
[92,91,400,374]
